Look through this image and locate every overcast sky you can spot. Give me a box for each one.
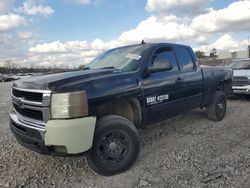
[0,0,250,68]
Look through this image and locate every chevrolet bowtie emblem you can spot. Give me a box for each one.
[16,98,24,108]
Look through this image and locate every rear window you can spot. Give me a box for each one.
[175,46,195,72]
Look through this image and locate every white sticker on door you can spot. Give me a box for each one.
[146,94,169,106]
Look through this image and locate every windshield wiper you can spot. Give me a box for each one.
[82,67,90,70]
[99,66,116,69]
[86,66,122,71]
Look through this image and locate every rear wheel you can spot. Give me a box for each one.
[87,115,140,176]
[206,91,227,121]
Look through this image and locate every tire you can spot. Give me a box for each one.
[206,91,227,121]
[87,115,140,176]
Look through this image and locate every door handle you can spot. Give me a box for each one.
[176,77,185,84]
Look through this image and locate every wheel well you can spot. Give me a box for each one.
[217,83,224,91]
[96,98,142,128]
[216,80,227,93]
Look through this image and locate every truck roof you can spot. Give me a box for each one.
[146,42,190,47]
[114,42,191,50]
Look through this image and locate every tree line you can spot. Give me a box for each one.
[195,48,218,59]
[0,67,76,74]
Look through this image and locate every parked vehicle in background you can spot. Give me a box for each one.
[0,74,4,82]
[13,75,20,80]
[17,73,33,80]
[10,42,232,176]
[2,74,13,82]
[0,74,20,82]
[5,74,18,81]
[228,59,250,95]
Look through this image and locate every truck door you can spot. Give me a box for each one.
[175,46,203,110]
[141,45,187,124]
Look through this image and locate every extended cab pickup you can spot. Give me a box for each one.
[10,43,232,176]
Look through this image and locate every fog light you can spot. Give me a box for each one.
[52,145,68,154]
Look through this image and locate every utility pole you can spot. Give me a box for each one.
[248,37,250,58]
[6,60,11,71]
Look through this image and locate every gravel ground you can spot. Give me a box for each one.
[1,81,250,188]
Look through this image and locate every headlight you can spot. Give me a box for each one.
[51,91,88,119]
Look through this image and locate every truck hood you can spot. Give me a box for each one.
[13,69,120,91]
[233,69,250,78]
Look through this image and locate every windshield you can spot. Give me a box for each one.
[229,60,250,70]
[86,45,149,71]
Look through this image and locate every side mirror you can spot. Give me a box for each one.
[148,60,173,74]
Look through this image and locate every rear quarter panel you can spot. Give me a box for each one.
[201,66,232,106]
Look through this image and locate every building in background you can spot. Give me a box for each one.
[218,47,250,60]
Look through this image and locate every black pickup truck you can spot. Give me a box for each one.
[10,43,232,176]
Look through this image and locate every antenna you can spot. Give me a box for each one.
[141,40,146,45]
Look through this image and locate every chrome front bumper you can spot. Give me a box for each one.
[10,111,45,132]
[10,111,96,155]
[10,111,48,154]
[232,85,250,94]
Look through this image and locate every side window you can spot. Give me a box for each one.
[175,46,195,72]
[151,47,179,71]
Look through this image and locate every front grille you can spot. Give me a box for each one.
[12,89,43,102]
[12,87,51,125]
[14,104,43,121]
[233,76,249,86]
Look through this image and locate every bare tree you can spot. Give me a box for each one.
[6,60,11,70]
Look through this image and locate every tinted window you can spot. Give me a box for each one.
[176,46,195,72]
[229,60,250,70]
[151,47,179,71]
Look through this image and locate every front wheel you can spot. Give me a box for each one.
[206,91,227,121]
[87,115,140,176]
